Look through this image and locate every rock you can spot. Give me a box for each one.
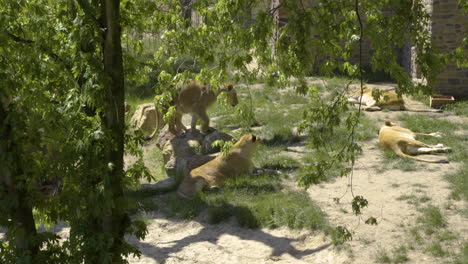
[161,130,205,164]
[140,177,178,192]
[155,125,176,149]
[162,138,201,164]
[153,127,232,183]
[130,103,164,136]
[124,102,130,113]
[201,130,234,154]
[165,154,218,178]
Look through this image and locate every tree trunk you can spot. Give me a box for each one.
[100,0,128,262]
[180,0,192,27]
[0,105,39,260]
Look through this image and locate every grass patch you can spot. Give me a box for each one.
[406,204,464,262]
[398,114,468,162]
[375,248,392,263]
[255,153,300,172]
[426,242,447,257]
[131,173,330,232]
[396,194,431,206]
[376,149,418,172]
[410,91,431,106]
[375,246,409,263]
[446,101,468,117]
[416,205,447,235]
[448,241,468,264]
[445,164,468,201]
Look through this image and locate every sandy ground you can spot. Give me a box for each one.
[1,83,466,264]
[124,85,468,264]
[124,141,466,264]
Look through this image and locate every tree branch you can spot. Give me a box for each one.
[4,31,34,44]
[76,0,102,28]
[4,31,74,79]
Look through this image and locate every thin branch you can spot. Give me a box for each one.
[4,31,34,44]
[4,31,75,83]
[269,0,285,15]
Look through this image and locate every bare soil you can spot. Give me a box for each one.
[2,83,466,264]
[124,84,467,264]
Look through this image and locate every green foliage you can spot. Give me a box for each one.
[351,195,368,216]
[330,226,353,245]
[0,0,153,262]
[1,0,462,262]
[211,139,235,156]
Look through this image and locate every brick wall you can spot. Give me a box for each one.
[426,0,468,98]
[261,0,468,97]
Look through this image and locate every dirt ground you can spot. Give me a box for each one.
[1,84,466,264]
[124,85,468,264]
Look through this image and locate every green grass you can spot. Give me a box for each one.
[398,113,468,162]
[410,91,431,106]
[416,205,447,235]
[426,242,448,257]
[405,203,465,262]
[396,112,468,224]
[130,173,331,232]
[375,246,409,263]
[398,113,463,133]
[376,113,468,171]
[376,149,418,172]
[448,241,468,264]
[446,101,468,117]
[445,164,468,201]
[396,194,431,206]
[375,248,392,263]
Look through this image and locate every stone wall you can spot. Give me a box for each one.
[426,0,468,98]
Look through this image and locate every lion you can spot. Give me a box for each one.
[348,88,442,112]
[379,121,451,163]
[177,133,260,199]
[169,81,238,135]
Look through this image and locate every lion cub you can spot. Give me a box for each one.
[348,88,442,112]
[169,81,238,135]
[177,133,260,199]
[379,121,451,163]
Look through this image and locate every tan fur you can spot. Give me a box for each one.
[379,121,451,163]
[169,81,238,135]
[348,88,442,112]
[177,133,260,199]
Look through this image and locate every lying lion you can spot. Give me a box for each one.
[348,88,442,113]
[177,133,260,199]
[379,121,451,163]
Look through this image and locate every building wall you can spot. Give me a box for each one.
[426,0,468,97]
[259,0,468,96]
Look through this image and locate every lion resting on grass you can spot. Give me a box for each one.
[378,121,451,163]
[348,88,442,112]
[177,133,260,199]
